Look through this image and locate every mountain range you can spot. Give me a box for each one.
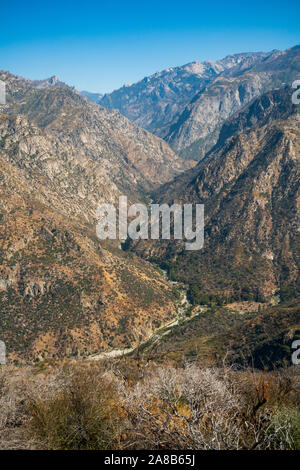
[98,51,269,139]
[0,45,299,363]
[94,46,300,162]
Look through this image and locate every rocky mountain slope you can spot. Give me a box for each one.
[0,72,188,362]
[132,87,300,304]
[99,52,268,138]
[0,71,190,196]
[166,46,300,160]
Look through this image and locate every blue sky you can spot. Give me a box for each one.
[0,0,299,93]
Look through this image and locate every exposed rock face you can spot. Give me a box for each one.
[217,87,298,147]
[0,72,185,362]
[166,46,300,160]
[0,71,190,196]
[19,73,70,89]
[132,88,300,303]
[99,52,269,138]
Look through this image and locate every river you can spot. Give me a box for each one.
[88,266,205,361]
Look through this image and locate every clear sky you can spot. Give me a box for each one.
[0,0,299,93]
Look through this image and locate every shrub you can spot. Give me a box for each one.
[27,365,123,450]
[0,362,298,450]
[119,365,296,450]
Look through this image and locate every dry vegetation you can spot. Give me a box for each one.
[0,359,299,450]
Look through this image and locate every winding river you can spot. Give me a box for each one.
[88,267,205,361]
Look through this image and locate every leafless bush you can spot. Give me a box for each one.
[119,365,295,450]
[0,362,298,450]
[0,366,35,449]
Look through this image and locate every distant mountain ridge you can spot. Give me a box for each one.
[81,90,103,102]
[98,51,269,138]
[96,46,300,162]
[166,46,300,160]
[4,72,71,89]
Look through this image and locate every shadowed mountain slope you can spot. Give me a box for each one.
[132,87,300,304]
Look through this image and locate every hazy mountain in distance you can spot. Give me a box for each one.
[166,45,300,160]
[99,51,269,138]
[81,90,103,102]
